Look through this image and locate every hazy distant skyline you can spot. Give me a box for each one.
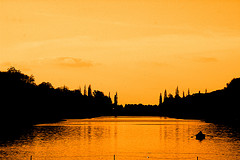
[1,0,240,104]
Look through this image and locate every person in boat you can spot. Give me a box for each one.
[196,131,205,140]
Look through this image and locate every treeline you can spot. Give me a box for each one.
[1,67,239,127]
[113,77,240,126]
[159,78,240,126]
[0,67,116,127]
[122,104,159,116]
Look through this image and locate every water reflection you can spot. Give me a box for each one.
[0,116,239,160]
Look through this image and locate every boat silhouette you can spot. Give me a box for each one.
[196,131,205,140]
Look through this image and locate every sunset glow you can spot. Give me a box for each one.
[1,0,240,104]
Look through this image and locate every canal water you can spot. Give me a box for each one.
[0,116,239,160]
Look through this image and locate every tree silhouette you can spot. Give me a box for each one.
[160,77,240,126]
[164,89,167,102]
[88,85,92,97]
[187,88,190,96]
[0,67,115,127]
[7,66,21,73]
[39,82,53,89]
[2,66,240,128]
[114,92,118,106]
[168,93,174,99]
[175,86,180,99]
[159,93,163,106]
[79,86,82,95]
[6,66,35,85]
[84,85,87,96]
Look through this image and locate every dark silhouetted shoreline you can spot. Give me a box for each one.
[0,67,113,129]
[0,67,239,131]
[159,78,240,127]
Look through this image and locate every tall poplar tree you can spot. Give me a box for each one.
[88,85,92,97]
[114,92,118,106]
[84,85,87,96]
[175,86,180,98]
[164,89,167,102]
[159,93,163,105]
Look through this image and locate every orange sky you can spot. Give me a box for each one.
[1,0,240,104]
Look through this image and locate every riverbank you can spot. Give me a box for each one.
[159,111,240,130]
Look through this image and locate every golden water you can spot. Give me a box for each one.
[0,116,239,160]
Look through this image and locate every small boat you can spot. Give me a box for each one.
[196,131,205,140]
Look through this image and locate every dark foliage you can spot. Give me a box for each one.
[112,77,240,127]
[123,104,159,116]
[1,67,239,128]
[0,67,113,127]
[160,77,240,126]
